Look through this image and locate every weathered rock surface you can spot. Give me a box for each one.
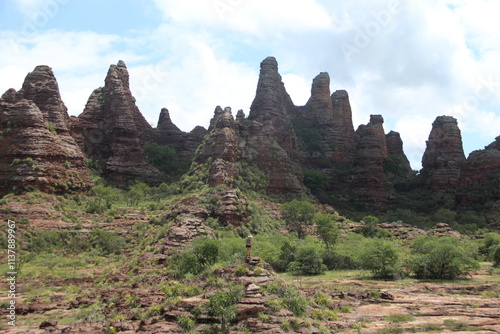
[71,61,161,186]
[0,66,92,194]
[457,136,500,211]
[193,106,238,187]
[421,116,466,191]
[386,130,412,174]
[245,56,303,194]
[351,115,389,210]
[153,107,207,161]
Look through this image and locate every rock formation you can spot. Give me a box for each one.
[291,74,357,169]
[0,66,92,194]
[351,115,389,210]
[154,108,207,161]
[193,106,238,187]
[421,116,466,191]
[244,57,303,194]
[457,136,500,210]
[385,131,412,175]
[71,61,161,186]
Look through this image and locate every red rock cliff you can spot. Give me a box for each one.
[421,116,466,191]
[0,66,92,194]
[72,61,161,186]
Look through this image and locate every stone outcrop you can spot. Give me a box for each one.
[457,136,500,210]
[0,66,92,194]
[193,106,238,187]
[385,131,412,174]
[154,108,207,161]
[351,115,389,210]
[291,74,357,169]
[71,61,161,186]
[421,116,466,191]
[244,57,303,194]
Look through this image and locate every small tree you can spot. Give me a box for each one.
[206,284,244,333]
[314,213,340,250]
[280,200,315,239]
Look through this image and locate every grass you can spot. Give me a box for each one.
[383,313,414,323]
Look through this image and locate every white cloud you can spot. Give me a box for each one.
[152,0,332,36]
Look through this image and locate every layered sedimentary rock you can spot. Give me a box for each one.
[0,66,92,194]
[244,57,303,194]
[351,115,389,210]
[385,131,412,174]
[421,116,466,191]
[291,74,357,168]
[457,136,500,210]
[154,108,207,161]
[330,89,357,163]
[72,61,161,186]
[194,106,238,187]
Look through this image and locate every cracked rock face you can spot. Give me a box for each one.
[72,61,161,186]
[422,116,466,191]
[245,57,303,194]
[457,136,500,211]
[0,66,92,194]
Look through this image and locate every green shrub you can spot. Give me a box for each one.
[235,264,248,276]
[89,228,125,255]
[162,281,202,298]
[281,288,308,316]
[288,245,326,276]
[409,236,480,279]
[194,237,220,266]
[177,315,195,332]
[358,238,403,279]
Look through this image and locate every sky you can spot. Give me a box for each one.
[0,0,499,170]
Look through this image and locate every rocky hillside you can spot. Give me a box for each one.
[0,58,499,218]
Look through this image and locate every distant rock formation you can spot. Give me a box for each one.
[71,61,161,186]
[291,73,357,169]
[154,108,207,162]
[0,66,92,194]
[352,115,389,210]
[385,131,413,175]
[244,57,303,194]
[457,136,500,210]
[421,116,466,191]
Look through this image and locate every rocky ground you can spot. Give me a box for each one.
[0,194,499,333]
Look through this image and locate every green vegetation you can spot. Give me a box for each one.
[145,142,190,182]
[206,283,244,334]
[409,236,480,279]
[280,200,315,239]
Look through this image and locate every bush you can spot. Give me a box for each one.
[177,315,195,332]
[358,238,403,279]
[288,245,326,276]
[194,238,220,266]
[409,236,480,279]
[89,228,126,255]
